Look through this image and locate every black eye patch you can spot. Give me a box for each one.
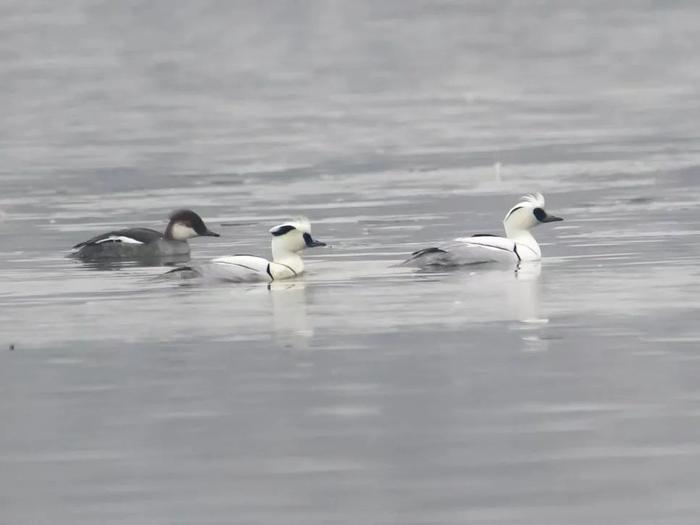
[271,225,296,236]
[303,232,312,245]
[533,207,547,221]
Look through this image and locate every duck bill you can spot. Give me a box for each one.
[202,229,221,237]
[541,215,563,223]
[306,239,327,248]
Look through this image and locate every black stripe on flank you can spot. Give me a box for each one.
[216,262,260,273]
[513,245,521,262]
[266,263,273,279]
[275,262,298,276]
[479,245,514,254]
[463,243,517,257]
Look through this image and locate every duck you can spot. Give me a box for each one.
[70,209,219,260]
[168,217,326,282]
[401,193,563,267]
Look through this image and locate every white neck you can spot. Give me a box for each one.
[504,225,541,259]
[271,241,304,274]
[166,222,196,241]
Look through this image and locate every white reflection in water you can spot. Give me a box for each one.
[2,1,700,524]
[414,261,544,326]
[268,281,313,349]
[512,261,544,322]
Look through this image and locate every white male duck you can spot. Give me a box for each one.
[169,218,326,282]
[402,193,563,267]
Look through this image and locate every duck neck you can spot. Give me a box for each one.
[271,243,304,274]
[163,225,174,241]
[504,226,541,258]
[163,223,180,242]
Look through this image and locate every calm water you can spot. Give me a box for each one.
[2,1,700,523]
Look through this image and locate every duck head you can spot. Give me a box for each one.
[165,209,220,241]
[503,193,563,239]
[270,218,326,260]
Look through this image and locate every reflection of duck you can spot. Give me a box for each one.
[511,263,551,352]
[77,257,191,271]
[269,281,314,349]
[402,193,563,267]
[446,262,543,323]
[167,218,326,283]
[511,262,543,322]
[70,209,219,261]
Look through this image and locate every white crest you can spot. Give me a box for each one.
[269,216,311,236]
[518,192,545,209]
[505,192,546,221]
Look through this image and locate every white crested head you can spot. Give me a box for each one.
[269,217,326,259]
[505,192,546,218]
[269,217,311,236]
[503,192,562,238]
[519,192,546,210]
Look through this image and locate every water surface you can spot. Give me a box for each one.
[2,1,700,523]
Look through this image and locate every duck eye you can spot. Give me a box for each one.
[533,208,547,221]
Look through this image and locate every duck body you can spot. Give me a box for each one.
[70,209,219,261]
[406,236,520,267]
[206,255,300,283]
[167,218,325,283]
[403,193,562,268]
[71,228,190,259]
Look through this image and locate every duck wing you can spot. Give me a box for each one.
[402,235,518,267]
[208,255,273,282]
[72,228,162,249]
[163,256,299,283]
[401,247,455,267]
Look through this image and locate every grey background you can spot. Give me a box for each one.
[1,1,700,523]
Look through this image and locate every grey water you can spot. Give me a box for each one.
[2,1,700,523]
